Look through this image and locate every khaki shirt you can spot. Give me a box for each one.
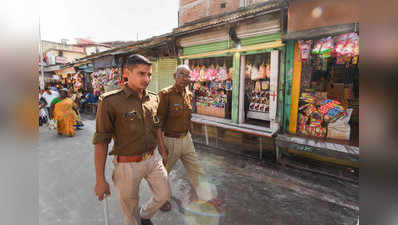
[92,85,160,156]
[157,85,192,134]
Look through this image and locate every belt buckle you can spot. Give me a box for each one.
[142,151,152,160]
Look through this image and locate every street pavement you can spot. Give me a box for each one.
[39,115,359,225]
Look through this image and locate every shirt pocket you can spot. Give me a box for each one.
[120,110,141,135]
[169,103,184,117]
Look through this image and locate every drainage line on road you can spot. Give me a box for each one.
[281,159,359,185]
[194,141,358,185]
[193,141,262,161]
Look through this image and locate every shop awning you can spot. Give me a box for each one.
[55,67,76,75]
[43,65,61,72]
[93,55,114,70]
[43,72,54,78]
[78,63,94,73]
[282,23,359,40]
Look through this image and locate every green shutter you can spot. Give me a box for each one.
[158,58,177,91]
[182,41,229,56]
[231,52,240,123]
[240,33,282,47]
[147,60,158,93]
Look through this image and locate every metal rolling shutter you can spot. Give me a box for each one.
[147,60,158,93]
[158,58,177,92]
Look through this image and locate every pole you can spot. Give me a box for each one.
[103,197,110,225]
[39,16,45,90]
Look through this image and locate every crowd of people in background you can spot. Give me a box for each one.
[39,83,103,137]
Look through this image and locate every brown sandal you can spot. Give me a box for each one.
[160,201,172,212]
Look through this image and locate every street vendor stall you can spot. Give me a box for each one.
[276,0,359,170]
[176,7,286,159]
[189,56,233,119]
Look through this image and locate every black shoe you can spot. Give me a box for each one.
[141,218,153,225]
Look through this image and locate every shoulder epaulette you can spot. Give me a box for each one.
[159,85,173,94]
[147,90,157,96]
[99,89,123,101]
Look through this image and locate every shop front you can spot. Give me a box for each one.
[276,0,360,171]
[176,7,286,159]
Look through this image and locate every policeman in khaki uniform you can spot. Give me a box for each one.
[93,54,170,225]
[157,65,216,212]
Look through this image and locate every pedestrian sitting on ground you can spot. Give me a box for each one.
[93,54,170,225]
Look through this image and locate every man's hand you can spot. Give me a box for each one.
[95,180,111,201]
[158,144,168,166]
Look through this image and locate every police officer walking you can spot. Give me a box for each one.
[157,65,217,212]
[93,54,170,225]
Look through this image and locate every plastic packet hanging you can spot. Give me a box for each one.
[228,67,234,80]
[257,62,266,79]
[251,65,259,80]
[312,39,324,55]
[298,40,312,61]
[245,64,252,79]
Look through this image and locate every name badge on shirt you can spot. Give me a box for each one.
[124,111,137,120]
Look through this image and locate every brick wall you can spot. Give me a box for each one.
[208,0,241,17]
[179,0,242,26]
[179,0,273,26]
[179,0,208,26]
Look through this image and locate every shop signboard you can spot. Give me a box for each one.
[55,56,68,64]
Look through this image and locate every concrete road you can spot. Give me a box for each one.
[39,115,359,225]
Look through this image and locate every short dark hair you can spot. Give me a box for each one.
[126,54,152,70]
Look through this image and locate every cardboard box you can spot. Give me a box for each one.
[315,92,328,100]
[327,83,345,100]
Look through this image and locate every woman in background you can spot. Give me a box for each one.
[51,88,78,137]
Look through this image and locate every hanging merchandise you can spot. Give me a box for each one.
[298,40,313,61]
[244,53,271,121]
[218,65,228,81]
[250,64,259,80]
[199,66,206,82]
[257,62,266,80]
[225,80,232,91]
[261,80,269,90]
[228,67,234,80]
[205,64,215,81]
[245,64,252,79]
[188,56,233,119]
[320,36,334,58]
[211,65,219,81]
[312,39,324,55]
[190,66,200,82]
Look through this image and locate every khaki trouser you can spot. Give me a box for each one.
[164,132,213,201]
[112,149,170,225]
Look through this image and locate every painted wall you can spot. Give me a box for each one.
[287,0,359,32]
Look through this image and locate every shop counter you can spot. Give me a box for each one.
[191,113,277,159]
[275,134,359,167]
